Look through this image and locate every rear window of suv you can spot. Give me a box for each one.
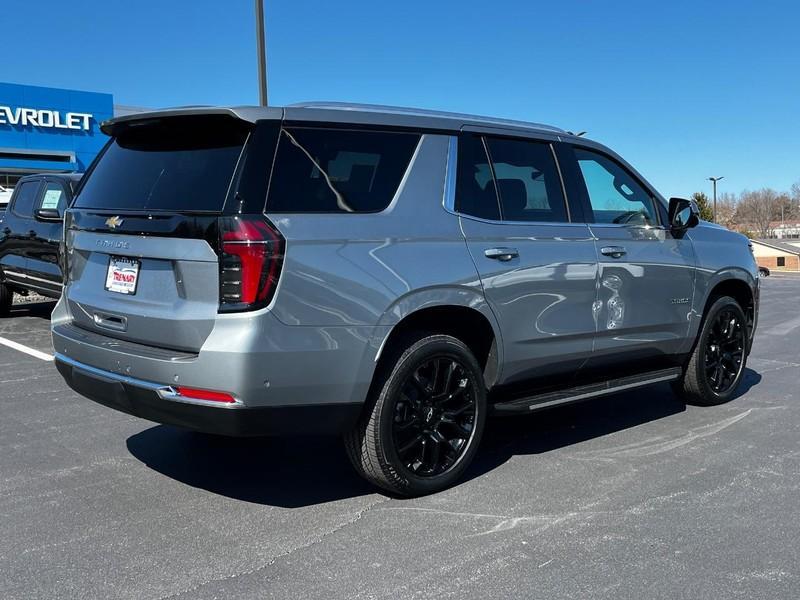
[75,116,249,212]
[266,128,420,213]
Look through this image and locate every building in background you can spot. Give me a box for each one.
[0,82,141,189]
[769,221,800,240]
[750,239,800,271]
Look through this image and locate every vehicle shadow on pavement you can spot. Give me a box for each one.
[126,370,761,507]
[126,426,376,508]
[466,369,762,484]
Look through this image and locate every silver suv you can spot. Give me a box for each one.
[52,103,759,496]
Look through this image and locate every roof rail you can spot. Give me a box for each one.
[289,101,565,134]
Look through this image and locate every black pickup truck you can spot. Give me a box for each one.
[0,173,82,315]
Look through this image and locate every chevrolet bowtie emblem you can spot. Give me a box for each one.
[105,216,124,229]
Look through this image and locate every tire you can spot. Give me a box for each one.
[0,282,12,317]
[344,333,487,497]
[674,296,748,406]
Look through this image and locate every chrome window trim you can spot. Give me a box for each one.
[3,270,63,287]
[457,212,594,228]
[54,353,245,409]
[588,223,667,231]
[549,143,572,222]
[442,136,458,213]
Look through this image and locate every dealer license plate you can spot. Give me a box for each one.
[105,256,140,295]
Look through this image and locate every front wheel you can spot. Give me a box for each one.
[344,334,487,497]
[674,296,748,405]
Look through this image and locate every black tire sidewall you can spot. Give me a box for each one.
[0,283,11,317]
[376,335,487,496]
[694,297,748,402]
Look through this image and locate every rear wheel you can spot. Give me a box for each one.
[0,283,12,317]
[674,296,748,405]
[344,334,486,496]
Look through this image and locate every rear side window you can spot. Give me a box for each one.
[485,137,567,222]
[75,116,249,212]
[266,128,420,213]
[456,135,500,220]
[11,181,41,218]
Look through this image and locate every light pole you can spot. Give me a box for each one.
[708,176,724,223]
[255,0,268,106]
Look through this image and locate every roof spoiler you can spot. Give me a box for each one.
[100,106,284,136]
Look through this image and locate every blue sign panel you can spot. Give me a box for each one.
[0,82,113,174]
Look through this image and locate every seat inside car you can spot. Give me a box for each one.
[497,178,528,221]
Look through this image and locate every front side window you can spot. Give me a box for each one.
[485,137,567,222]
[11,181,41,218]
[266,128,420,213]
[41,182,68,216]
[574,148,658,226]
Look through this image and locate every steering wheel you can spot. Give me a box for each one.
[612,210,646,225]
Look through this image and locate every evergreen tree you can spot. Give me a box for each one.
[691,192,715,222]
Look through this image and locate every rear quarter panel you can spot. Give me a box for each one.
[266,134,498,394]
[267,134,487,327]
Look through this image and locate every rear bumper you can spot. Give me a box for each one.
[55,353,362,437]
[51,297,385,410]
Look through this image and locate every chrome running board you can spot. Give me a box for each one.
[492,367,682,415]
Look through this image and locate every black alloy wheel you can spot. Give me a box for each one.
[344,334,487,496]
[673,295,749,406]
[704,307,746,394]
[391,356,478,478]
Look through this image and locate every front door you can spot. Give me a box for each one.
[455,134,598,386]
[27,179,69,295]
[563,144,696,372]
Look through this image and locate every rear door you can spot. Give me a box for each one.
[562,144,696,371]
[63,114,261,352]
[456,133,598,386]
[1,179,43,288]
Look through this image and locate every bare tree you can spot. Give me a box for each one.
[715,192,739,229]
[774,193,796,223]
[786,181,800,219]
[736,188,780,238]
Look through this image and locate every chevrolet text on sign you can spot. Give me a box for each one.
[0,105,93,131]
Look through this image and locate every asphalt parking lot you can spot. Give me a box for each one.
[1,278,798,600]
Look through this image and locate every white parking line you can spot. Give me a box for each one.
[0,337,54,361]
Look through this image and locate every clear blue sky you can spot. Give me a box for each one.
[4,0,798,199]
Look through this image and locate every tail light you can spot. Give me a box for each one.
[218,215,284,312]
[61,210,73,283]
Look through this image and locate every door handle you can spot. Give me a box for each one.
[600,246,627,258]
[484,247,519,261]
[28,230,37,238]
[93,312,128,332]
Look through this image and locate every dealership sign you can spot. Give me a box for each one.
[0,105,93,131]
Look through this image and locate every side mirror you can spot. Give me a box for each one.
[668,197,699,232]
[34,208,63,222]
